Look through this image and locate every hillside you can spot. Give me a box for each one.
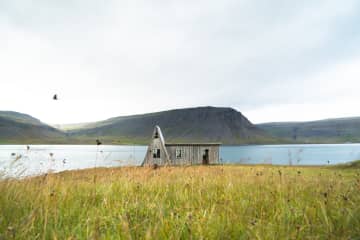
[3,108,360,145]
[257,117,360,143]
[66,107,278,144]
[0,111,43,126]
[0,111,66,144]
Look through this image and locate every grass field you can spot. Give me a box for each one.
[0,164,359,239]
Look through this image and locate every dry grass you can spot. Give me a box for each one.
[0,165,359,239]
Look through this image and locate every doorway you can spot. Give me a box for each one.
[202,149,209,165]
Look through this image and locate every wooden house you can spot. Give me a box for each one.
[141,126,221,166]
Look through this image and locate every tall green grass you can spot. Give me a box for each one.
[0,165,359,239]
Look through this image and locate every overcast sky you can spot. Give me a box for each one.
[1,0,360,124]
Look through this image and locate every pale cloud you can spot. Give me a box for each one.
[245,58,360,123]
[1,0,360,123]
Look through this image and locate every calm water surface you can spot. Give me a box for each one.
[0,144,359,177]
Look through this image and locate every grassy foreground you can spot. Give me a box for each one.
[0,165,359,239]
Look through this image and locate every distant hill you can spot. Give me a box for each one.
[257,117,360,143]
[4,108,360,145]
[0,111,43,126]
[65,107,279,144]
[0,111,66,144]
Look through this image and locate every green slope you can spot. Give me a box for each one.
[0,111,43,126]
[257,117,360,143]
[8,108,360,145]
[0,111,67,144]
[66,107,279,145]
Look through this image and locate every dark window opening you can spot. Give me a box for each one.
[176,149,183,159]
[153,148,161,158]
[154,132,159,139]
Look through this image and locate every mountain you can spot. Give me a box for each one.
[0,111,43,126]
[257,117,360,143]
[0,111,66,144]
[65,107,279,144]
[7,107,360,145]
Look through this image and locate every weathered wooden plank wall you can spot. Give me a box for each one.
[142,126,220,166]
[166,145,219,165]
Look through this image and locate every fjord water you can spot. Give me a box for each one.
[1,144,359,177]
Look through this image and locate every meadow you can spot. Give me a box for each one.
[0,164,359,239]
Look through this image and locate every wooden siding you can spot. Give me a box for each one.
[142,126,221,166]
[166,145,220,165]
[142,126,170,166]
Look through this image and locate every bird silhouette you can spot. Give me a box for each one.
[96,139,102,146]
[53,94,58,100]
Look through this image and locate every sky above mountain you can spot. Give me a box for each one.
[1,0,360,124]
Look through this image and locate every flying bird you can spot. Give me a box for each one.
[53,94,58,100]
